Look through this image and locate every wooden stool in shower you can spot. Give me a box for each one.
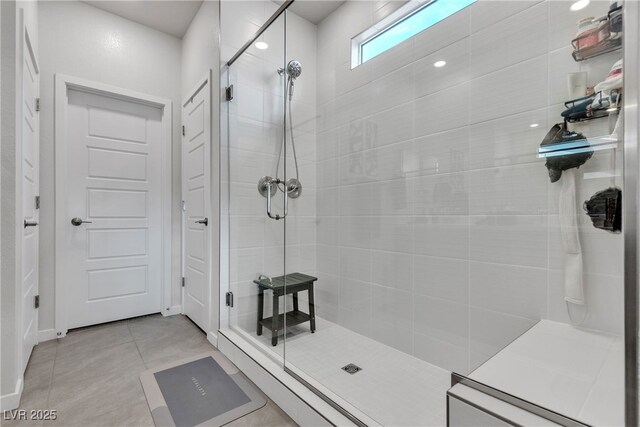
[254,272,317,346]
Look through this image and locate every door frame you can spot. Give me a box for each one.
[54,74,173,337]
[181,70,212,333]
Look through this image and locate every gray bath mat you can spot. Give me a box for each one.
[140,352,267,427]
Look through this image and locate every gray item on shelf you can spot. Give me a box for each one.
[583,187,622,233]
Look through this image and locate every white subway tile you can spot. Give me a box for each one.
[468,108,548,169]
[414,6,470,60]
[413,255,469,304]
[470,261,548,319]
[370,216,415,254]
[413,172,469,215]
[415,83,470,136]
[339,247,372,282]
[369,103,414,148]
[469,163,548,215]
[371,251,413,292]
[414,215,469,259]
[370,178,414,216]
[469,307,537,369]
[414,37,470,98]
[470,2,548,78]
[469,56,548,124]
[413,332,469,374]
[371,285,414,353]
[470,215,548,268]
[469,0,542,34]
[413,295,469,348]
[413,127,470,176]
[340,216,372,248]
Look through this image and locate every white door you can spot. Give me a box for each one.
[62,88,164,329]
[182,76,211,332]
[21,31,39,371]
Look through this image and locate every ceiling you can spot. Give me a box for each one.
[278,0,345,24]
[83,0,203,38]
[83,0,344,39]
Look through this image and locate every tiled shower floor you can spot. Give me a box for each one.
[236,317,451,426]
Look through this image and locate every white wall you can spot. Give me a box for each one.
[1,0,39,406]
[37,1,183,331]
[182,1,219,95]
[314,0,624,374]
[181,0,221,335]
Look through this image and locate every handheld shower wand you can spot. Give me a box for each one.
[286,60,302,100]
[271,60,303,199]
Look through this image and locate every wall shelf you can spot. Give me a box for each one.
[571,5,622,62]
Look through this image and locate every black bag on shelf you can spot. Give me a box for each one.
[539,123,593,183]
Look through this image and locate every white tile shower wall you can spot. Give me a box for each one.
[221,1,318,333]
[315,0,624,374]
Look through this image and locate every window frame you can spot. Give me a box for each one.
[350,0,473,69]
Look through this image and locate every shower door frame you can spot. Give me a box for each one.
[623,0,639,425]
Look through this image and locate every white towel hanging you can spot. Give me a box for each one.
[559,169,585,307]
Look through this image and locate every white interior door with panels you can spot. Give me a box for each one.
[182,72,212,332]
[20,26,40,371]
[55,76,172,332]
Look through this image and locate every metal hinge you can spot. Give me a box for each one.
[182,125,185,137]
[34,295,39,309]
[225,292,234,307]
[35,195,40,209]
[35,98,40,112]
[225,85,234,101]
[182,277,185,287]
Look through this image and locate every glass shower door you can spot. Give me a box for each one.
[225,12,289,358]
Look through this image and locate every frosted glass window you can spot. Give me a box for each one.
[355,0,476,66]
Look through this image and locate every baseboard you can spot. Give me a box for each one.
[38,329,58,342]
[207,331,218,348]
[162,305,182,317]
[0,378,23,411]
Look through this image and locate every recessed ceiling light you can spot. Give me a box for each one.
[433,60,446,68]
[255,41,268,50]
[570,0,590,12]
[530,123,539,128]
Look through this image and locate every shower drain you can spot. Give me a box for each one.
[341,363,362,374]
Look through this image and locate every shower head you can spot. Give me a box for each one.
[287,60,302,79]
[285,60,302,101]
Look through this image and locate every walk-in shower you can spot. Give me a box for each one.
[220,0,639,425]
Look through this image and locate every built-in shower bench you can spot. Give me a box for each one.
[254,272,317,346]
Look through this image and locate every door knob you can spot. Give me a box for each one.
[195,218,208,226]
[71,217,92,226]
[24,219,38,228]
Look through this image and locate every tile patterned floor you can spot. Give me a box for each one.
[237,317,451,426]
[3,314,296,427]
